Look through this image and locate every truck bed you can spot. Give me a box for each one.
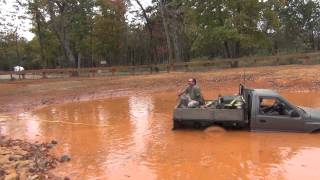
[173,108,244,122]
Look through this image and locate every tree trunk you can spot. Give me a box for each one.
[171,15,182,62]
[14,29,21,64]
[168,3,185,63]
[172,30,181,61]
[310,31,315,50]
[77,52,81,75]
[135,0,157,64]
[61,32,76,66]
[90,20,94,67]
[35,9,46,68]
[224,41,231,58]
[317,34,320,50]
[47,0,76,66]
[235,41,240,58]
[159,0,173,64]
[234,1,241,58]
[273,40,278,55]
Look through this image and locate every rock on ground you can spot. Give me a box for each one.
[0,136,69,180]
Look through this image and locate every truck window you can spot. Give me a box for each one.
[259,97,293,116]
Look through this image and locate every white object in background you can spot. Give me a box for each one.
[13,66,24,72]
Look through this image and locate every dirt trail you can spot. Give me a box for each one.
[1,65,320,115]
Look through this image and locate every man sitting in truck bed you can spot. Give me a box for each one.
[178,78,204,108]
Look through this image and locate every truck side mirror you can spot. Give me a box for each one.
[290,111,300,117]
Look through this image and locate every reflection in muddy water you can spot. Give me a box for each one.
[2,91,320,179]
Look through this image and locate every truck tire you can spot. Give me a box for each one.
[193,122,202,129]
[173,120,181,130]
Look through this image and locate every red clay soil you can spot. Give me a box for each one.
[1,65,320,115]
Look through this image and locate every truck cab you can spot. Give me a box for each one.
[173,84,320,133]
[249,89,304,132]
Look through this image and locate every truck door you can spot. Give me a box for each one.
[254,97,304,132]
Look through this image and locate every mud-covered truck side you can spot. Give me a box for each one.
[173,85,320,133]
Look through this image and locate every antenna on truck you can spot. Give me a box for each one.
[243,70,246,86]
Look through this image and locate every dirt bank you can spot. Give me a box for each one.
[1,65,320,115]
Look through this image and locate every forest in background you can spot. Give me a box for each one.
[1,0,320,70]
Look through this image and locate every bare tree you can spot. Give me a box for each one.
[47,0,76,66]
[167,1,184,62]
[159,0,173,64]
[134,0,158,64]
[28,0,47,67]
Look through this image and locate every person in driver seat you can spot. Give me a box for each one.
[260,99,288,115]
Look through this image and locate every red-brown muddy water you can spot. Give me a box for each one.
[2,90,320,179]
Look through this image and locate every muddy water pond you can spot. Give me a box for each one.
[2,90,320,179]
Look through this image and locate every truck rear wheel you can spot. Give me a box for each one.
[173,120,181,130]
[193,122,202,129]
